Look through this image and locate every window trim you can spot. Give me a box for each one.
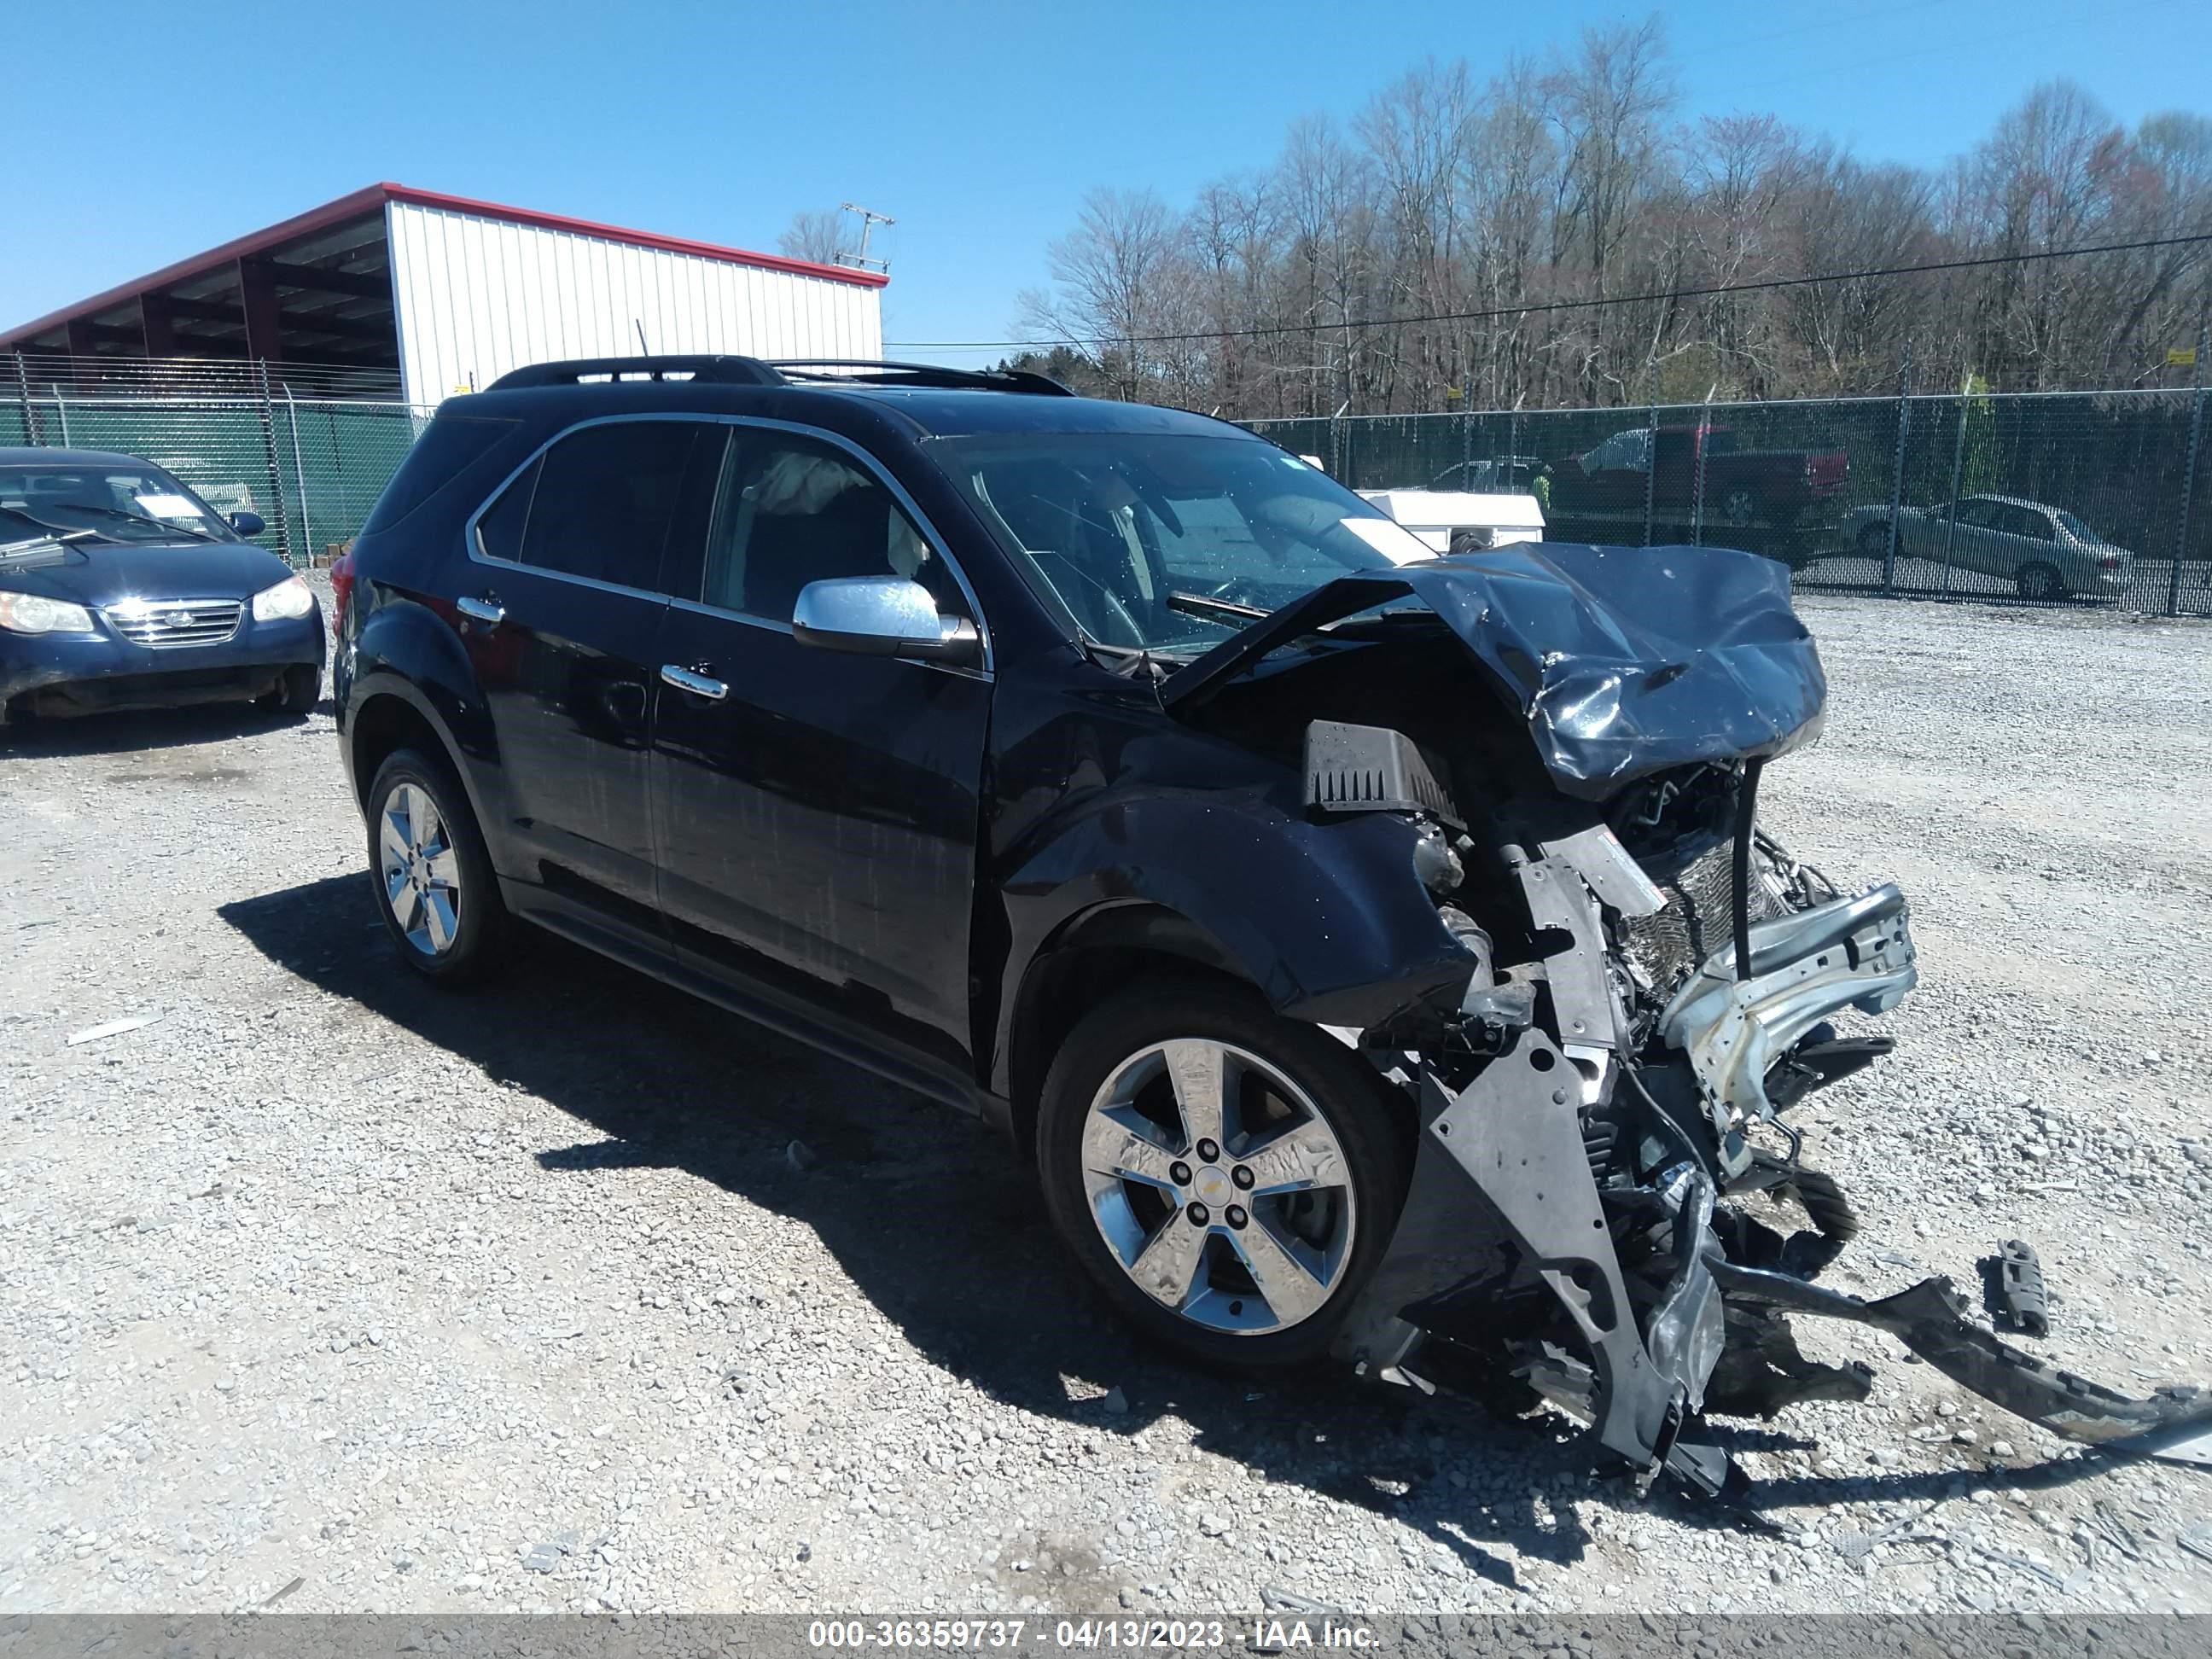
[463,412,992,674]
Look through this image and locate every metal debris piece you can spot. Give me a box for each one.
[66,1015,160,1047]
[1986,1239,2051,1336]
[1260,1585,1345,1616]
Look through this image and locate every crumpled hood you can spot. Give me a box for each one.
[0,538,294,609]
[1161,543,1826,800]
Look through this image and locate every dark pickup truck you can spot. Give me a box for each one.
[1547,423,1849,546]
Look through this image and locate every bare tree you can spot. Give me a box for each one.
[1015,39,2211,414]
[778,209,847,265]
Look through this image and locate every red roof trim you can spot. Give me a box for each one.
[0,184,393,346]
[380,184,888,289]
[1,181,885,346]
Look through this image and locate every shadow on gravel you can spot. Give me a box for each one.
[222,872,1593,1589]
[220,874,2130,1580]
[0,700,319,757]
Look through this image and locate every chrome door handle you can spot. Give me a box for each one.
[660,664,729,701]
[456,596,504,625]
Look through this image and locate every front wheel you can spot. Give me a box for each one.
[259,663,320,715]
[1856,521,1890,557]
[1036,981,1409,1368]
[364,748,507,981]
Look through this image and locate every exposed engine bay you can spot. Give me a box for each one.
[1168,544,2212,1493]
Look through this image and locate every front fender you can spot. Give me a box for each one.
[990,785,1478,1093]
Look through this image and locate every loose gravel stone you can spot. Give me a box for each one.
[2,589,2209,1615]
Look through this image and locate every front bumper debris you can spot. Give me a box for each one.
[1713,1261,2212,1463]
[1658,882,1918,1179]
[1336,849,2209,1491]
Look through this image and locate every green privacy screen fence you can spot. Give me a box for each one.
[3,391,433,567]
[1247,385,2212,616]
[9,370,2209,615]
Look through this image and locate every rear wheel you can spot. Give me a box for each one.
[1036,981,1408,1368]
[1856,521,1890,557]
[1720,487,1760,528]
[364,748,507,981]
[2017,562,2067,602]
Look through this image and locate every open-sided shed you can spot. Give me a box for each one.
[1,183,888,405]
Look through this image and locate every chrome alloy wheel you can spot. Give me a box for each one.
[377,782,463,956]
[1080,1039,1357,1334]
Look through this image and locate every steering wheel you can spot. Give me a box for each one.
[1035,552,1146,646]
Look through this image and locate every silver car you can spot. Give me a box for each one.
[1844,492,2133,600]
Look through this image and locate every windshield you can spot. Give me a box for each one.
[0,462,236,545]
[930,433,1431,651]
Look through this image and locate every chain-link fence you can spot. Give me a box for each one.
[5,368,433,568]
[11,355,2209,614]
[1249,386,2212,616]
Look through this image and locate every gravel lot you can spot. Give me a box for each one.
[4,591,2212,1618]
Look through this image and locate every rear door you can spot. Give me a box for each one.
[1944,497,2007,577]
[462,418,718,938]
[648,423,993,1083]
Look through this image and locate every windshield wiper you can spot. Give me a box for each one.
[1167,591,1271,623]
[0,528,97,558]
[51,504,220,543]
[1318,605,1443,634]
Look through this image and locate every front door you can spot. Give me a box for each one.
[649,425,992,1082]
[463,418,718,935]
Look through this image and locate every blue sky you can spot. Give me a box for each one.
[8,0,2203,366]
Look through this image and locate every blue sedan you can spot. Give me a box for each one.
[0,448,324,727]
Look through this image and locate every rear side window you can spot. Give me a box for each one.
[359,412,519,538]
[511,421,707,589]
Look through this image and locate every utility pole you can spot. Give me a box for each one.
[838,204,895,274]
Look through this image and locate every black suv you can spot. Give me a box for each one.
[336,355,2024,1488]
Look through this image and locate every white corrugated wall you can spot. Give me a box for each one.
[385,201,884,404]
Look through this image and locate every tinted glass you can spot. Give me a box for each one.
[932,432,1427,652]
[475,456,538,563]
[701,432,958,621]
[518,422,705,589]
[361,413,520,537]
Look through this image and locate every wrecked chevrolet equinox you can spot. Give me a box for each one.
[335,357,2209,1490]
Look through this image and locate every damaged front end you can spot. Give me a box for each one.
[1330,747,2211,1490]
[1173,546,2212,1492]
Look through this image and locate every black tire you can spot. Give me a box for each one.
[1856,521,1890,557]
[2017,562,2067,602]
[364,747,508,983]
[1720,487,1760,528]
[260,663,320,715]
[1035,978,1410,1370]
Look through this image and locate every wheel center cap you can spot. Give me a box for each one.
[1192,1166,1232,1206]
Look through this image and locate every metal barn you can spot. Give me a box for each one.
[0,183,888,405]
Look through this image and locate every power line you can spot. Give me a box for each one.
[883,230,2212,352]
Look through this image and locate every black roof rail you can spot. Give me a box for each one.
[486,354,786,391]
[766,358,1075,396]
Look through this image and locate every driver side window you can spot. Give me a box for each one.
[701,432,958,623]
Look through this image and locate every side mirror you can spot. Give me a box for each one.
[792,576,980,666]
[230,510,266,537]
